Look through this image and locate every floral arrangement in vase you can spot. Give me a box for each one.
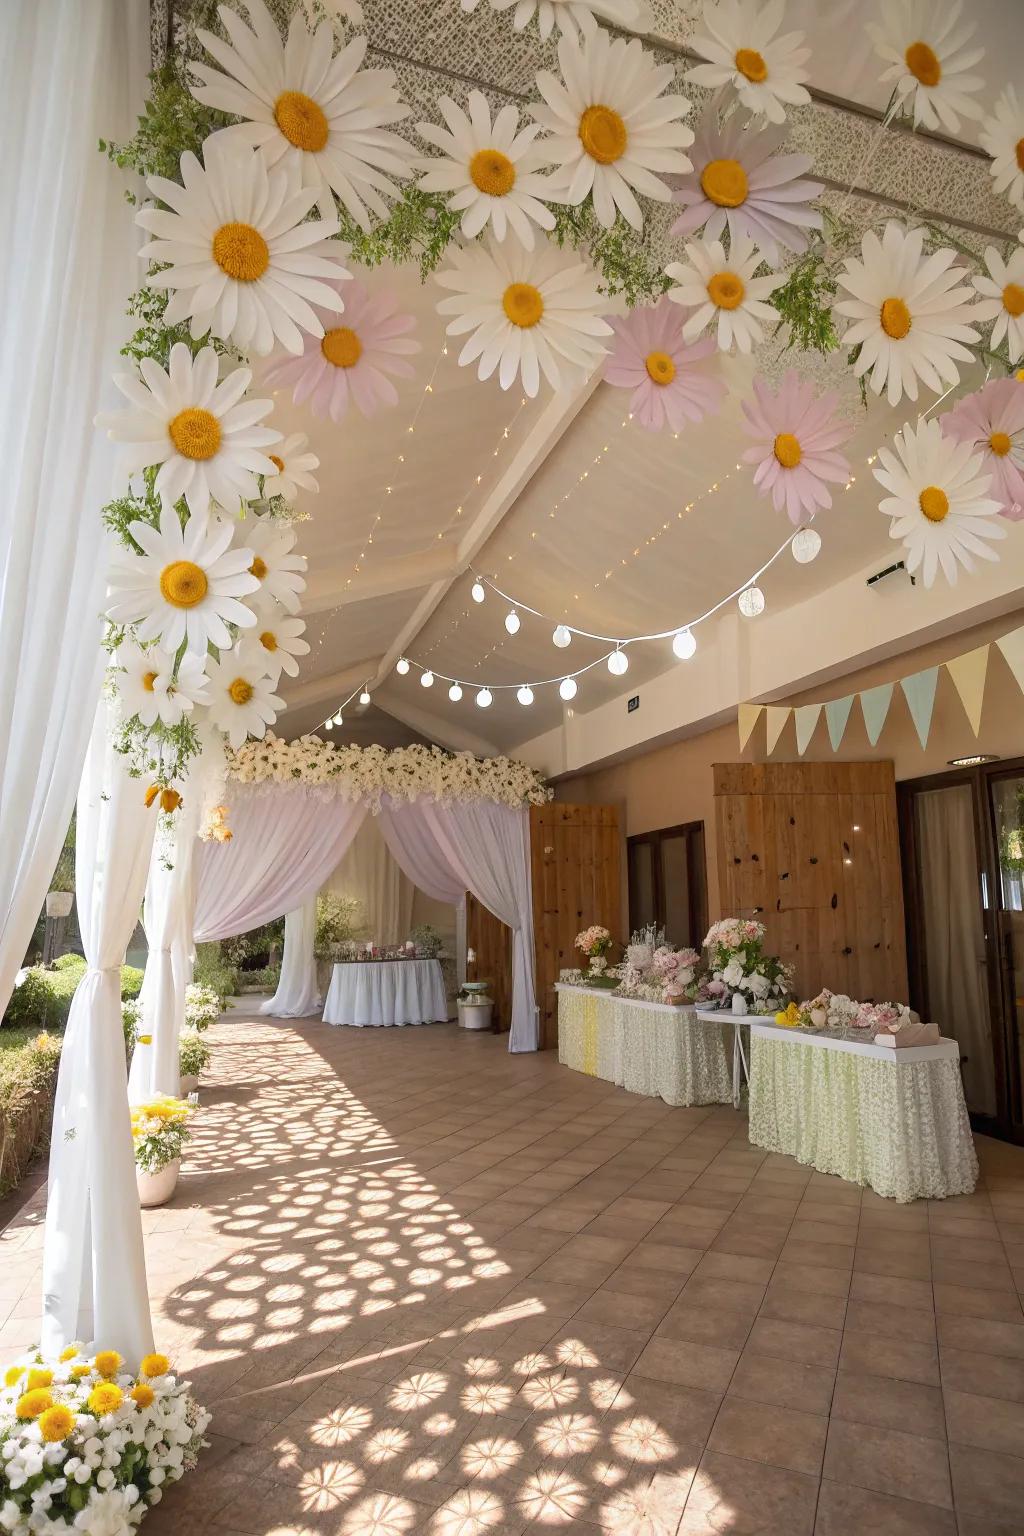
[132,1097,195,1209]
[614,926,704,1004]
[178,1031,211,1092]
[183,983,220,1033]
[0,1344,209,1533]
[652,946,702,1004]
[703,918,792,1013]
[410,924,443,958]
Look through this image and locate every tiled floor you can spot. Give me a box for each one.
[3,1009,1024,1534]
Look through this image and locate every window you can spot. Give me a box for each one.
[627,822,707,948]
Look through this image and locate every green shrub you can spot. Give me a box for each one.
[2,956,144,1031]
[235,965,280,991]
[0,1030,62,1197]
[193,944,238,1005]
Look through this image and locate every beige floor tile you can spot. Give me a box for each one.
[707,1395,827,1477]
[838,1330,940,1386]
[831,1369,946,1440]
[945,1386,1024,1458]
[949,1442,1024,1527]
[727,1351,836,1415]
[822,1420,952,1508]
[813,1480,957,1535]
[680,1450,818,1535]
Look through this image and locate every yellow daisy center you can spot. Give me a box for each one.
[578,104,627,165]
[268,454,285,472]
[274,90,329,153]
[1002,282,1024,317]
[321,327,363,368]
[87,1383,123,1416]
[250,556,268,580]
[700,157,749,209]
[734,47,768,83]
[502,282,544,328]
[260,630,279,651]
[1016,138,1024,173]
[168,407,221,461]
[990,431,1012,456]
[905,41,941,88]
[212,221,270,282]
[469,149,516,196]
[140,1353,170,1379]
[229,677,254,705]
[159,560,209,609]
[880,297,912,339]
[706,271,745,310]
[131,1384,155,1409]
[773,432,802,468]
[644,351,676,385]
[16,1390,53,1420]
[919,485,949,522]
[38,1405,75,1443]
[142,670,158,692]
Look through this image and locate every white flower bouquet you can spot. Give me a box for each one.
[182,985,220,1033]
[703,918,791,1013]
[0,1345,210,1534]
[130,1099,194,1178]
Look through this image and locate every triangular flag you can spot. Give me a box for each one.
[901,667,939,749]
[794,704,821,756]
[860,683,894,747]
[997,625,1024,696]
[825,695,855,752]
[765,706,791,754]
[946,645,990,736]
[737,703,762,752]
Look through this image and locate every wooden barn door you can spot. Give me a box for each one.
[465,893,513,1032]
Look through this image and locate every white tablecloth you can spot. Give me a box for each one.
[323,959,448,1027]
[556,985,733,1107]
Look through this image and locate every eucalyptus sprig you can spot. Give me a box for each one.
[338,186,462,280]
[551,203,670,307]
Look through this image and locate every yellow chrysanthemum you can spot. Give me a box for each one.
[130,1383,155,1409]
[70,1364,91,1380]
[16,1389,54,1420]
[38,1404,76,1443]
[27,1368,53,1391]
[87,1382,124,1416]
[4,1366,25,1387]
[59,1347,79,1363]
[139,1353,170,1379]
[93,1350,123,1378]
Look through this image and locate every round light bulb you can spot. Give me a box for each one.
[607,648,628,676]
[359,689,371,705]
[791,527,822,564]
[517,685,534,707]
[559,677,578,701]
[420,670,434,688]
[471,581,486,604]
[552,624,572,649]
[504,609,521,636]
[672,628,697,660]
[738,586,765,618]
[476,687,492,708]
[395,657,410,675]
[333,713,343,727]
[448,682,463,702]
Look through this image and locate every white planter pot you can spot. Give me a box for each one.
[458,1001,493,1031]
[179,1074,198,1095]
[137,1159,180,1209]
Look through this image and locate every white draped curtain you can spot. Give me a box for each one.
[0,0,147,1019]
[326,813,413,946]
[378,798,467,983]
[42,700,156,1365]
[260,898,321,1019]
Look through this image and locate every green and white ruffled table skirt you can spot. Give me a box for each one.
[555,985,733,1108]
[748,1021,978,1203]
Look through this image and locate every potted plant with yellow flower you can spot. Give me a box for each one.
[131,1096,195,1208]
[178,1030,211,1095]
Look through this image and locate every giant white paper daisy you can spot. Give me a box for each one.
[460,0,652,41]
[866,0,984,134]
[417,92,556,249]
[106,508,260,655]
[835,223,979,407]
[434,235,612,395]
[262,432,320,502]
[190,0,413,230]
[252,608,311,679]
[980,87,1024,211]
[244,515,308,612]
[97,344,281,520]
[972,243,1024,364]
[114,642,212,730]
[685,0,811,124]
[532,26,693,231]
[665,235,782,353]
[137,137,351,356]
[872,417,1004,587]
[206,644,284,749]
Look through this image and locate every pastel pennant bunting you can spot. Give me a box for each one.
[737,703,762,752]
[765,706,791,754]
[859,683,894,748]
[901,667,939,749]
[946,645,990,736]
[825,695,855,752]
[997,624,1024,696]
[794,704,821,756]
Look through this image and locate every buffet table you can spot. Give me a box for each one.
[746,1018,978,1202]
[323,958,448,1028]
[555,985,733,1107]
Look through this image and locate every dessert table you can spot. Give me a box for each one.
[555,984,733,1108]
[323,957,448,1028]
[745,1018,978,1202]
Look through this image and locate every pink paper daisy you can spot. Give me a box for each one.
[603,297,726,433]
[263,280,420,420]
[671,109,822,259]
[741,370,854,524]
[943,377,1024,522]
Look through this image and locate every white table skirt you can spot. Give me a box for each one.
[556,985,733,1107]
[323,958,448,1028]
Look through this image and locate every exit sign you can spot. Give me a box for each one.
[627,695,639,713]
